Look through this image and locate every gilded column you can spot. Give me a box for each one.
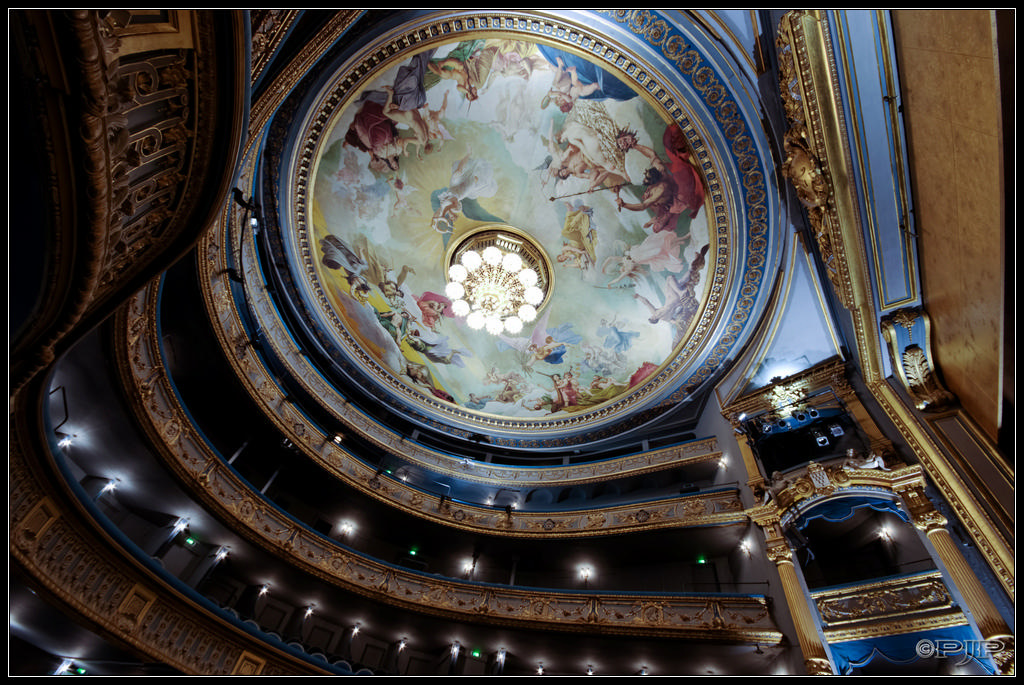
[899,485,1015,674]
[758,515,834,675]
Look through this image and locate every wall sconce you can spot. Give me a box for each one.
[57,432,74,448]
[829,423,844,437]
[450,641,460,659]
[172,517,190,536]
[496,648,506,666]
[740,540,752,556]
[537,662,545,675]
[398,638,407,651]
[259,584,270,596]
[718,455,728,468]
[214,546,229,563]
[351,622,361,636]
[339,521,355,537]
[638,666,649,675]
[878,526,892,541]
[587,665,594,675]
[579,565,592,588]
[304,605,315,618]
[99,478,119,496]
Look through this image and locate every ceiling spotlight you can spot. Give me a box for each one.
[829,423,844,437]
[813,430,829,446]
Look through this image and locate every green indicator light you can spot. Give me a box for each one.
[697,555,706,564]
[472,649,481,658]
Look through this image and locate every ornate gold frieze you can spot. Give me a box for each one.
[811,572,960,631]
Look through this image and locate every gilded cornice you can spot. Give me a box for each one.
[199,219,722,489]
[120,281,743,538]
[773,10,1014,600]
[9,384,332,675]
[109,284,780,641]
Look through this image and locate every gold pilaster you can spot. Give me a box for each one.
[756,514,835,675]
[900,485,1015,674]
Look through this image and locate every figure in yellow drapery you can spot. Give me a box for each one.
[557,201,598,272]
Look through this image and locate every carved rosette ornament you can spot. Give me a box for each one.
[880,307,956,412]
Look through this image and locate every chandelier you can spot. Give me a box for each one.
[444,227,551,335]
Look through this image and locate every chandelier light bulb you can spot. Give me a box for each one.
[518,268,538,287]
[524,285,543,305]
[445,281,465,300]
[452,299,470,317]
[518,304,537,322]
[482,245,503,265]
[501,252,523,272]
[448,263,468,282]
[466,310,486,330]
[461,250,482,270]
[485,316,504,335]
[504,316,523,334]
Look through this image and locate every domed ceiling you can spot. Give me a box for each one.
[272,11,783,450]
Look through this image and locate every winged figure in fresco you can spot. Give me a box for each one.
[496,307,583,376]
[429,148,504,245]
[319,234,373,305]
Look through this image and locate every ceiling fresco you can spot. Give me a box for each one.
[276,12,784,447]
[310,37,711,423]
